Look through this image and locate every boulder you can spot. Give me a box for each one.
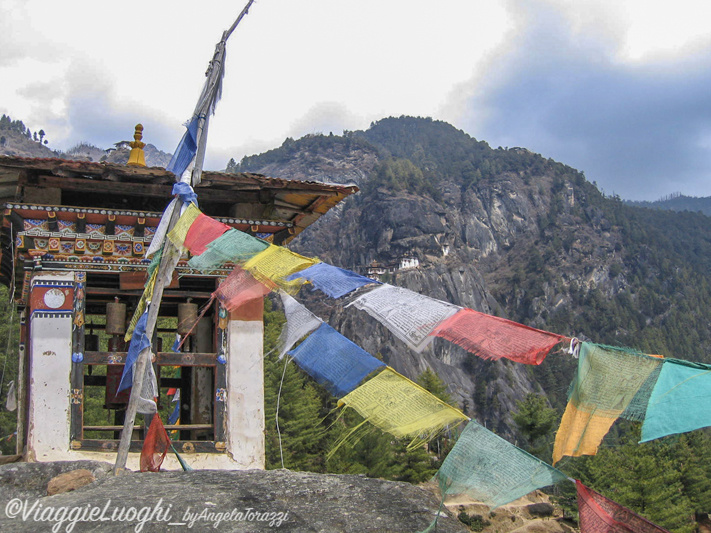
[46,468,96,496]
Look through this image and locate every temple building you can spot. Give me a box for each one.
[0,132,356,469]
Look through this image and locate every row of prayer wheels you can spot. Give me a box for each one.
[104,298,200,336]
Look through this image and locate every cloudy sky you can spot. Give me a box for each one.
[1,0,710,201]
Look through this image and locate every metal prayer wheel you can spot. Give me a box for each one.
[178,300,199,336]
[105,298,126,336]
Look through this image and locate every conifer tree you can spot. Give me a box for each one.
[585,426,695,533]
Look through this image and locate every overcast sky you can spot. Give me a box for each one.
[1,0,710,201]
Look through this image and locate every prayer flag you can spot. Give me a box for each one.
[166,116,199,178]
[243,245,318,294]
[348,284,460,352]
[334,367,468,452]
[577,481,671,533]
[213,267,274,311]
[288,323,386,397]
[145,199,178,258]
[286,262,379,298]
[431,308,563,364]
[166,203,201,251]
[4,380,16,412]
[168,400,181,426]
[436,421,568,508]
[124,264,158,341]
[553,343,663,463]
[183,213,230,255]
[276,292,322,359]
[140,413,171,472]
[118,310,151,393]
[187,229,269,273]
[640,359,711,443]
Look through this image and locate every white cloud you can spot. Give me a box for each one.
[1,0,711,198]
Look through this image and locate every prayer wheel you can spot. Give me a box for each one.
[105,298,126,336]
[178,300,199,336]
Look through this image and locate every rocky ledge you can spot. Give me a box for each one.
[0,461,466,532]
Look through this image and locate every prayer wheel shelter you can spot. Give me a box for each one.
[0,153,357,470]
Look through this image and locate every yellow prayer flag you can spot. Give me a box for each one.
[552,403,619,464]
[335,367,468,450]
[243,245,318,295]
[166,203,201,251]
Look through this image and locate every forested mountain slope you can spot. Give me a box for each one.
[233,116,711,423]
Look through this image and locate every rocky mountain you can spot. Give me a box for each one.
[232,117,711,437]
[0,114,172,167]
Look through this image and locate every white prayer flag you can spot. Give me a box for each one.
[348,284,460,352]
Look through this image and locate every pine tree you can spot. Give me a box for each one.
[585,427,696,533]
[263,297,329,472]
[512,393,557,459]
[416,368,452,405]
[676,432,711,517]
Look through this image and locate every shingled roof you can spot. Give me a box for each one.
[0,155,359,243]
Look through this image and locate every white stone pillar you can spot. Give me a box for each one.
[26,272,75,461]
[225,298,265,469]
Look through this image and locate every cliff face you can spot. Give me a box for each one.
[234,117,711,436]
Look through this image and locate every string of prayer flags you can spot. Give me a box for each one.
[435,420,568,509]
[182,211,230,255]
[285,262,379,298]
[166,203,201,251]
[276,292,322,359]
[187,229,269,273]
[288,323,386,397]
[431,308,564,365]
[243,244,319,295]
[640,359,711,443]
[213,267,275,311]
[553,343,663,464]
[576,481,671,533]
[332,367,468,454]
[347,284,460,353]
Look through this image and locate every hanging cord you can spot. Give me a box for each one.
[275,354,291,469]
[0,303,16,400]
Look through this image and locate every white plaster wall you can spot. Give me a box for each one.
[226,319,265,469]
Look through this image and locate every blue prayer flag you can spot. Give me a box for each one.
[166,117,199,177]
[288,323,385,397]
[640,359,711,442]
[118,310,151,393]
[286,262,379,298]
[168,401,181,426]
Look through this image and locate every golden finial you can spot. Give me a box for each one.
[127,124,147,167]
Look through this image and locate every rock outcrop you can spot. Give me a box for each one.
[0,461,468,532]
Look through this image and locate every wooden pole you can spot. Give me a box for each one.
[112,0,255,474]
[113,205,183,474]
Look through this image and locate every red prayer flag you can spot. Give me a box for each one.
[183,213,230,255]
[430,308,562,365]
[577,481,671,533]
[213,267,275,311]
[140,413,171,472]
